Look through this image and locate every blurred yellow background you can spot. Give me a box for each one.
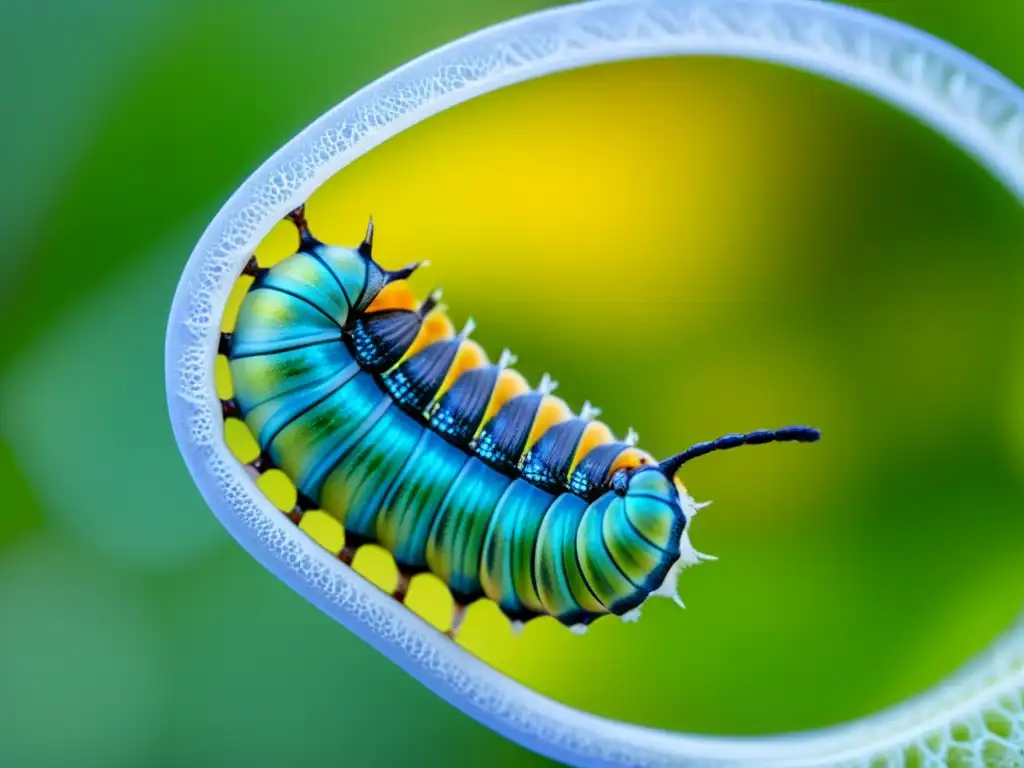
[1,1,1022,766]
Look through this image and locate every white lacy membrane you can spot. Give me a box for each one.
[165,0,1024,765]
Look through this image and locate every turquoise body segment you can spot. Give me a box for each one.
[481,479,555,619]
[320,405,423,538]
[266,370,388,494]
[255,253,352,324]
[378,430,469,568]
[230,287,341,357]
[312,244,371,310]
[242,361,360,447]
[577,494,643,614]
[230,341,354,415]
[603,495,675,593]
[534,493,591,624]
[426,458,512,601]
[624,483,684,554]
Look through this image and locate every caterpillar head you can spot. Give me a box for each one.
[608,426,821,608]
[607,447,691,503]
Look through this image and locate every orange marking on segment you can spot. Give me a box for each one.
[436,340,489,401]
[608,447,657,475]
[569,420,616,474]
[525,395,573,454]
[366,282,418,313]
[476,368,531,437]
[403,309,455,361]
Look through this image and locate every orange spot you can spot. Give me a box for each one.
[436,340,489,400]
[477,369,530,436]
[608,447,657,475]
[525,396,573,453]
[570,420,616,473]
[366,282,417,313]
[403,309,455,362]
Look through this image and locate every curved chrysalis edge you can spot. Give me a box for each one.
[164,0,1024,765]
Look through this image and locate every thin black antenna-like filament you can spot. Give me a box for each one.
[658,426,821,477]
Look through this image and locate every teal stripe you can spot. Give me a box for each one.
[604,496,676,592]
[296,395,392,499]
[230,342,353,414]
[426,458,511,600]
[577,494,640,612]
[534,494,589,623]
[231,287,341,357]
[481,479,554,617]
[265,371,386,493]
[626,467,679,503]
[259,252,351,324]
[320,407,422,538]
[378,431,468,569]
[243,360,360,449]
[313,245,368,309]
[624,493,682,554]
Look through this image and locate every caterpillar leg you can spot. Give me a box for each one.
[241,452,271,482]
[391,572,411,602]
[220,397,241,420]
[445,603,467,641]
[218,332,233,357]
[338,543,357,566]
[285,493,316,525]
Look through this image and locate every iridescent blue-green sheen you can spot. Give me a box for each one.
[427,458,512,601]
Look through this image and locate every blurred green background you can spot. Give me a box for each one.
[1,1,1023,767]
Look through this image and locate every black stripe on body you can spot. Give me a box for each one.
[428,365,500,448]
[521,418,589,492]
[347,309,424,372]
[473,392,544,475]
[227,337,339,361]
[253,280,344,331]
[384,337,462,415]
[568,442,632,499]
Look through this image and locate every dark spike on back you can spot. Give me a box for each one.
[658,426,821,477]
[358,215,375,258]
[286,204,319,250]
[241,255,265,279]
[386,259,429,284]
[418,289,442,317]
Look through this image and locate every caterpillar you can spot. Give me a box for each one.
[219,204,820,637]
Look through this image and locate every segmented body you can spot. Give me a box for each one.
[222,210,697,629]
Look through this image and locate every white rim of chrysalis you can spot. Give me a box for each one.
[165,1,1024,766]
